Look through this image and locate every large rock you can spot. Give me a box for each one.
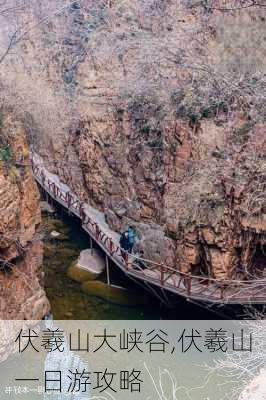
[68,248,105,282]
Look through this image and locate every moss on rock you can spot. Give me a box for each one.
[67,262,100,283]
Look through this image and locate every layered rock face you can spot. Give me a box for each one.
[0,112,50,319]
[1,1,265,280]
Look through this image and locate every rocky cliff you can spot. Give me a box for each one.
[1,1,265,280]
[0,112,50,319]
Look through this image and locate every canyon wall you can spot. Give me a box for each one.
[0,112,50,319]
[1,1,265,280]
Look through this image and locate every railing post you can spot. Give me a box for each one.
[160,263,164,286]
[125,252,129,270]
[95,224,100,241]
[187,273,191,297]
[41,171,45,186]
[121,250,128,269]
[67,192,71,209]
[105,254,110,285]
[109,239,114,255]
[53,183,57,198]
[220,283,225,300]
[80,202,85,221]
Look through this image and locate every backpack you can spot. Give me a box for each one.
[127,227,136,244]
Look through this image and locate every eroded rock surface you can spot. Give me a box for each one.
[0,113,50,319]
[1,1,265,280]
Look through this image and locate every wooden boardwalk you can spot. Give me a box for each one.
[32,152,266,305]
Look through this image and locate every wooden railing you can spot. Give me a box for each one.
[32,157,266,304]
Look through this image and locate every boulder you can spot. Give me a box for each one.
[67,248,105,282]
[40,201,55,214]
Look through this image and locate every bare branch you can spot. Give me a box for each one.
[192,0,266,11]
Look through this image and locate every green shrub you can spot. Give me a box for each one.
[0,145,12,164]
[141,122,151,135]
[188,111,201,125]
[147,138,163,148]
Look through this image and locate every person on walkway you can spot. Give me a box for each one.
[127,226,136,253]
[119,230,130,252]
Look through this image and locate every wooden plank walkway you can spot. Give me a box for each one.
[31,152,266,305]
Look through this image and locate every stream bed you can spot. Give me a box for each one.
[42,210,163,319]
[41,206,235,320]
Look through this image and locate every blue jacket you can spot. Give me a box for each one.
[127,228,136,245]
